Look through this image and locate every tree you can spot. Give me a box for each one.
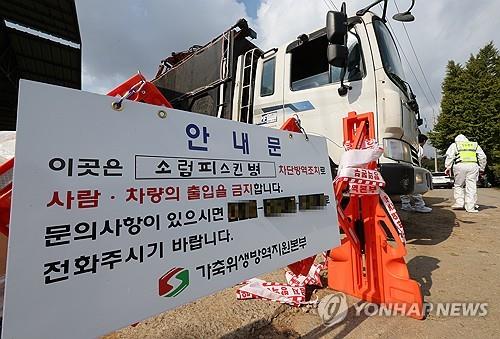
[429,42,500,181]
[420,157,445,172]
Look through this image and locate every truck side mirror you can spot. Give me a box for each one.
[326,4,351,95]
[326,10,348,67]
[327,44,348,68]
[326,11,347,45]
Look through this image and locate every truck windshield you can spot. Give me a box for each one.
[373,19,407,93]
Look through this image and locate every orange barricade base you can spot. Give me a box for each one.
[328,112,424,319]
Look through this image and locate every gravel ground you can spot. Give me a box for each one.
[104,188,500,338]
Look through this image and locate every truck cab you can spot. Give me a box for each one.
[152,6,431,195]
[233,11,431,194]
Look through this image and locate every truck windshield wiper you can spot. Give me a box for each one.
[389,72,420,115]
[388,72,408,94]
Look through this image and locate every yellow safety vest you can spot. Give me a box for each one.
[456,141,478,163]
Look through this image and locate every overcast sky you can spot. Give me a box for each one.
[75,0,500,134]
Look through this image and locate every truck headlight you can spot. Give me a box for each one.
[415,172,424,184]
[383,138,412,163]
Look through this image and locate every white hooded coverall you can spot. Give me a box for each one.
[445,134,487,211]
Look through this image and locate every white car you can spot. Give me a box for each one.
[432,172,454,189]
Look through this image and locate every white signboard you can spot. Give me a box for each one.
[3,81,340,339]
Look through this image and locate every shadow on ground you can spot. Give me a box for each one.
[406,256,440,296]
[221,317,300,339]
[223,301,371,339]
[300,301,370,339]
[400,197,458,245]
[478,204,497,211]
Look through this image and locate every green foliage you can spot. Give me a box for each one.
[429,42,500,180]
[421,157,445,172]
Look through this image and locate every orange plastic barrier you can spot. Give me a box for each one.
[107,73,173,109]
[328,111,424,319]
[280,116,302,133]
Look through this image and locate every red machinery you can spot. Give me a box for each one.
[107,73,173,110]
[0,158,14,237]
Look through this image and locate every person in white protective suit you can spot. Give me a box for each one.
[445,134,487,213]
[401,134,432,213]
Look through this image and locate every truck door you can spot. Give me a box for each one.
[252,50,285,128]
[281,26,376,165]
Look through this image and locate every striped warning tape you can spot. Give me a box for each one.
[236,254,327,306]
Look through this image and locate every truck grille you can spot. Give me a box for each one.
[410,146,419,166]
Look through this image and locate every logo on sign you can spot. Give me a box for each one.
[159,267,189,298]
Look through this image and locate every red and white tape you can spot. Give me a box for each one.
[236,279,307,306]
[335,140,406,244]
[336,167,385,195]
[344,139,378,151]
[380,190,406,243]
[236,256,326,306]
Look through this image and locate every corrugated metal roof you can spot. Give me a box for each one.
[0,0,81,130]
[0,0,80,44]
[7,27,81,88]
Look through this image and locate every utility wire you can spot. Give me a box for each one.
[388,20,436,115]
[322,0,332,11]
[328,0,339,11]
[393,0,439,108]
[377,4,436,115]
[322,0,338,12]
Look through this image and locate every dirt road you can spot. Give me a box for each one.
[106,188,500,338]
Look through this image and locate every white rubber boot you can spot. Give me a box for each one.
[414,205,432,213]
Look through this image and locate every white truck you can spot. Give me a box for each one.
[152,0,431,195]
